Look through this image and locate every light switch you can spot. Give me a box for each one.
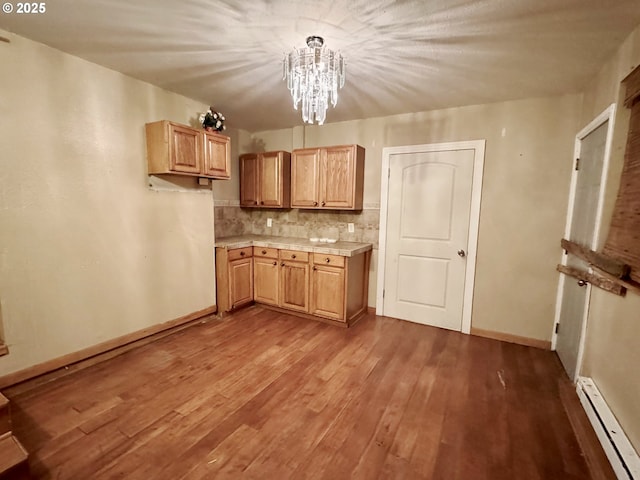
[267,218,273,228]
[348,223,355,233]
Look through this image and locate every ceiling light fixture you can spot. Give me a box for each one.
[283,36,346,125]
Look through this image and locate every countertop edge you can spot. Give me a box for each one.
[215,236,373,257]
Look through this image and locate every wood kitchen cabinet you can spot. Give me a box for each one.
[240,151,291,208]
[216,240,371,325]
[291,145,365,210]
[203,130,231,178]
[310,252,369,323]
[146,120,230,179]
[279,250,310,313]
[253,247,279,305]
[215,246,253,313]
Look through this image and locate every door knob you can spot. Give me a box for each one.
[457,249,466,258]
[578,280,587,287]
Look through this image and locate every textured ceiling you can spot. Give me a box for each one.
[2,0,640,132]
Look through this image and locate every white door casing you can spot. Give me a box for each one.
[552,104,616,382]
[377,141,485,333]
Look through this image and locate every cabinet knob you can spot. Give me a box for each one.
[281,263,285,267]
[321,201,326,206]
[240,251,245,256]
[260,201,264,205]
[262,250,267,254]
[313,266,317,271]
[253,201,258,205]
[292,254,296,259]
[313,201,318,206]
[273,261,277,266]
[325,258,330,263]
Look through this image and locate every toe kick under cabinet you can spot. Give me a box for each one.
[215,238,371,326]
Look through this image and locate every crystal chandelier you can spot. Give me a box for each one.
[283,36,346,125]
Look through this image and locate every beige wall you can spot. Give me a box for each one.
[579,25,640,452]
[0,31,235,377]
[223,94,583,341]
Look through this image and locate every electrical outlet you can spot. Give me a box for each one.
[348,223,355,233]
[267,218,273,228]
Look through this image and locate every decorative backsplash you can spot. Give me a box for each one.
[214,203,380,247]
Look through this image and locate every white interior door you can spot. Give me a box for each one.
[555,108,614,381]
[378,142,484,332]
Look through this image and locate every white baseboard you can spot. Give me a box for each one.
[577,377,640,480]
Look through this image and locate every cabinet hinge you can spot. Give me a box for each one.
[575,158,580,171]
[555,323,560,334]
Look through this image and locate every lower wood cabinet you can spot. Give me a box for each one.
[253,247,279,305]
[216,243,370,326]
[278,250,309,313]
[311,264,345,320]
[310,253,368,323]
[215,246,253,312]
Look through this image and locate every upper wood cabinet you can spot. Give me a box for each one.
[240,151,291,208]
[145,120,230,179]
[290,148,321,208]
[203,130,231,178]
[291,145,365,210]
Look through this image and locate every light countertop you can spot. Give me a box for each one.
[215,235,372,257]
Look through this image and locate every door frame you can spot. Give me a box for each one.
[551,104,616,379]
[376,140,486,334]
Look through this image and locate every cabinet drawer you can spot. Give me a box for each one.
[253,246,278,259]
[279,250,309,262]
[228,247,253,261]
[313,253,345,268]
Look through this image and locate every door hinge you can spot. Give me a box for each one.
[388,168,390,179]
[383,289,385,299]
[555,323,560,334]
[575,158,580,171]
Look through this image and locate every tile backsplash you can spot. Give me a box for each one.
[214,203,380,247]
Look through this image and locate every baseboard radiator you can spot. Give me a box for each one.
[577,377,640,480]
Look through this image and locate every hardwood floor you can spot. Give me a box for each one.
[4,306,614,479]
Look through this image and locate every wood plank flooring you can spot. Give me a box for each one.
[3,306,614,479]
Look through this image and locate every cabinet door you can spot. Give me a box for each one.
[203,131,230,178]
[291,148,321,207]
[169,124,201,174]
[279,260,309,312]
[311,265,345,320]
[240,154,260,207]
[229,258,253,309]
[259,152,283,207]
[321,145,356,208]
[254,257,279,305]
